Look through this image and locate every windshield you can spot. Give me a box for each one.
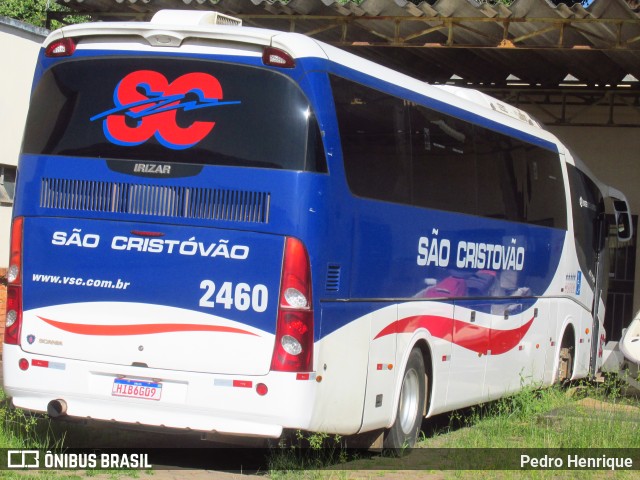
[22,57,325,172]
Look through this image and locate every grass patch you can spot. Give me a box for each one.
[0,390,147,479]
[268,431,354,480]
[2,377,638,478]
[418,378,640,450]
[0,390,81,479]
[0,391,64,450]
[267,378,640,479]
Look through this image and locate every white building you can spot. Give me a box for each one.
[0,17,47,270]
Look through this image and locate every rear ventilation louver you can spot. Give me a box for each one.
[40,178,270,223]
[325,265,341,292]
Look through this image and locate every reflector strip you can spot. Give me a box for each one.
[214,379,254,388]
[31,359,66,370]
[232,380,252,388]
[376,364,394,371]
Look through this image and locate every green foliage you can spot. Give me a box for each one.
[419,380,640,450]
[0,0,88,30]
[268,430,352,478]
[0,0,46,27]
[0,397,64,450]
[443,0,591,5]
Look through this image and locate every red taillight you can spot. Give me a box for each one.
[262,47,295,68]
[45,38,76,58]
[8,216,23,285]
[270,237,313,372]
[5,286,23,345]
[5,217,23,345]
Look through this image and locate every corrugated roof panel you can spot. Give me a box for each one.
[53,0,640,88]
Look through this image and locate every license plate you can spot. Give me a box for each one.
[112,378,162,401]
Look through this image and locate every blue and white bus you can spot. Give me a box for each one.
[3,10,632,450]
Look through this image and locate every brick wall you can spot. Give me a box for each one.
[0,269,7,354]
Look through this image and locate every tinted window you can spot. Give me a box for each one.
[333,80,411,204]
[23,58,326,172]
[524,146,567,228]
[411,105,476,215]
[475,130,523,221]
[330,74,567,229]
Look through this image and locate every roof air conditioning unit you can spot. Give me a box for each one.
[151,10,242,27]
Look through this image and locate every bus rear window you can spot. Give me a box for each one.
[22,57,326,172]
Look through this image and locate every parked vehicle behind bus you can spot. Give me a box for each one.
[3,10,633,450]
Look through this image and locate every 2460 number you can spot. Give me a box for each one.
[199,280,268,313]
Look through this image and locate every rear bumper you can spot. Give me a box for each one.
[2,345,317,439]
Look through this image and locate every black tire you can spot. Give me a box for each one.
[383,348,426,453]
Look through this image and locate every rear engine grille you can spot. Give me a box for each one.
[40,178,270,223]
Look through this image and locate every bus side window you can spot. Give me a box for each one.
[524,147,567,229]
[331,76,411,204]
[475,130,522,222]
[410,105,476,216]
[330,73,567,231]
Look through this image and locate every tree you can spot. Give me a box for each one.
[0,0,87,29]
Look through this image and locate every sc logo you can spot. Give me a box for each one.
[91,70,240,150]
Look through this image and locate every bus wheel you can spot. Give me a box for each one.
[557,345,573,384]
[383,348,426,454]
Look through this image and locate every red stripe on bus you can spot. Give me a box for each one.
[37,316,259,337]
[374,315,534,356]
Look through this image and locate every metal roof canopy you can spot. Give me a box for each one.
[51,0,640,127]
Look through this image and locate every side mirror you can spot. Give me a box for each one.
[607,186,633,242]
[613,200,633,242]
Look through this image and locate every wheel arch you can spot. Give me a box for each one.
[387,333,436,430]
[555,322,576,383]
[413,338,433,417]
